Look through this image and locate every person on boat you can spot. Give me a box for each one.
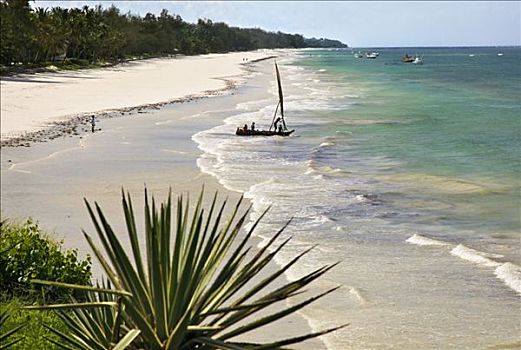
[274,117,281,131]
[243,124,248,131]
[251,122,256,131]
[278,125,283,134]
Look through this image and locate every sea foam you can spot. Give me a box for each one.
[450,244,503,267]
[407,238,520,295]
[349,287,368,305]
[406,234,451,246]
[494,262,521,294]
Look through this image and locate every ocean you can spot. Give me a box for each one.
[193,47,520,349]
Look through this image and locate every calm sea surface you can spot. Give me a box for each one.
[194,47,521,349]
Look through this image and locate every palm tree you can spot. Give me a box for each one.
[26,189,345,349]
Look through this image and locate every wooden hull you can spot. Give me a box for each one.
[236,129,295,137]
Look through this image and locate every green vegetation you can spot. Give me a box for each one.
[0,308,25,349]
[0,297,65,350]
[41,282,140,350]
[28,189,344,349]
[0,219,92,302]
[0,219,92,349]
[0,0,346,72]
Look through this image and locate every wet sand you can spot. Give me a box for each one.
[0,56,326,348]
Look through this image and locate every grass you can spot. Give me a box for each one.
[0,295,66,350]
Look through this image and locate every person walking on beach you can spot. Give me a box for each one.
[90,115,96,133]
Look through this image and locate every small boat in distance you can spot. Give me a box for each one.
[412,56,423,65]
[401,53,415,63]
[354,51,363,58]
[365,52,378,59]
[236,62,295,137]
[497,53,504,56]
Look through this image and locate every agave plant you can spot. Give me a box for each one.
[28,189,344,349]
[34,280,140,350]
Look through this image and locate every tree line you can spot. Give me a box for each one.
[0,0,347,67]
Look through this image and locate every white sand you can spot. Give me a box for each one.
[0,50,274,140]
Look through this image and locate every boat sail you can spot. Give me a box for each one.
[236,62,295,136]
[275,62,286,130]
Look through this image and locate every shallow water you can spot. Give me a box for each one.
[193,48,521,349]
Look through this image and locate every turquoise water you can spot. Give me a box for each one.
[298,47,520,235]
[194,48,520,349]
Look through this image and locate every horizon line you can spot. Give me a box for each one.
[348,45,521,49]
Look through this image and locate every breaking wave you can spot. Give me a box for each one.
[406,234,451,246]
[407,234,520,295]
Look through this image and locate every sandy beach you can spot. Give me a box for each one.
[0,50,274,143]
[1,50,325,349]
[3,46,520,349]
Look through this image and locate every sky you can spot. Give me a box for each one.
[34,1,521,47]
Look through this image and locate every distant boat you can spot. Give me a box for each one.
[236,62,295,137]
[365,52,378,59]
[412,56,423,65]
[401,53,415,63]
[497,53,504,56]
[354,51,363,58]
[469,54,475,57]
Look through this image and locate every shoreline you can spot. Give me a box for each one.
[1,54,280,148]
[0,50,279,145]
[0,76,238,148]
[1,50,327,349]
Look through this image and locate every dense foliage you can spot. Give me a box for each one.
[0,219,92,302]
[0,0,346,67]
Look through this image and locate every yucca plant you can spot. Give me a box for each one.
[30,280,140,350]
[27,189,345,349]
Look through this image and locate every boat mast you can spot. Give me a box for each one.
[269,101,280,131]
[275,62,288,130]
[268,62,288,131]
